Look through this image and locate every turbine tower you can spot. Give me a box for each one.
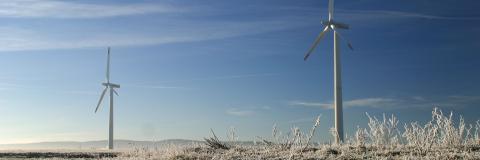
[303,0,353,144]
[94,47,120,150]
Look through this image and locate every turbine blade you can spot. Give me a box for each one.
[106,47,110,83]
[113,89,119,96]
[328,0,334,20]
[304,26,330,61]
[330,27,354,50]
[95,87,108,113]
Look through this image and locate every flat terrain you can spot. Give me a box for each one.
[0,150,119,159]
[1,109,478,159]
[1,145,480,160]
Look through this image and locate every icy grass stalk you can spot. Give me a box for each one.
[302,115,321,151]
[227,126,238,143]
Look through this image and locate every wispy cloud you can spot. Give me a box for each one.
[61,90,98,96]
[226,108,255,117]
[257,6,480,21]
[0,17,305,52]
[0,82,36,90]
[289,98,397,109]
[290,96,480,110]
[225,105,272,117]
[4,2,476,52]
[437,95,480,107]
[0,0,181,19]
[124,84,191,90]
[289,101,332,109]
[155,73,279,84]
[344,98,398,108]
[337,9,480,21]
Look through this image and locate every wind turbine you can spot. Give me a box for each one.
[94,47,120,150]
[303,0,353,144]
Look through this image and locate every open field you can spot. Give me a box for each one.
[1,108,479,159]
[0,150,119,159]
[1,144,479,159]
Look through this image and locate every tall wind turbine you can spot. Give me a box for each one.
[303,0,353,144]
[95,47,120,150]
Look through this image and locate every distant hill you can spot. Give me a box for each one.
[0,139,202,150]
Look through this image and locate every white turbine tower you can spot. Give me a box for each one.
[303,0,353,144]
[95,47,120,150]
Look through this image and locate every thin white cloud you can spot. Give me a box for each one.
[259,6,480,21]
[260,106,272,110]
[344,98,398,108]
[290,98,397,109]
[448,95,480,101]
[337,9,480,21]
[61,90,98,96]
[226,108,255,117]
[436,95,480,107]
[124,84,191,90]
[290,95,480,110]
[0,18,304,52]
[122,73,277,91]
[145,86,190,89]
[412,96,426,101]
[0,0,181,19]
[155,73,279,84]
[0,82,33,90]
[289,101,332,109]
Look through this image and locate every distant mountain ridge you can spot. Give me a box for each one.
[0,139,202,150]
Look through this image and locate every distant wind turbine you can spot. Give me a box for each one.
[303,0,353,144]
[94,47,120,150]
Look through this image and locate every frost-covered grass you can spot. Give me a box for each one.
[2,108,479,159]
[118,108,480,160]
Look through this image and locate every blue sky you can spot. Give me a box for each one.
[0,0,479,144]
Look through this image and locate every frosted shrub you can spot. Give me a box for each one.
[475,121,480,144]
[432,108,465,146]
[287,127,302,149]
[260,115,321,151]
[402,107,475,149]
[402,121,438,150]
[354,126,368,147]
[364,113,401,146]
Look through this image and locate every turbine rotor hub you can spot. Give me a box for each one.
[102,82,120,88]
[322,20,350,30]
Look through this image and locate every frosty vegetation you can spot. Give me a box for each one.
[115,108,480,160]
[4,108,477,159]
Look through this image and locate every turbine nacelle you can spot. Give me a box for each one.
[321,20,349,30]
[102,83,120,88]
